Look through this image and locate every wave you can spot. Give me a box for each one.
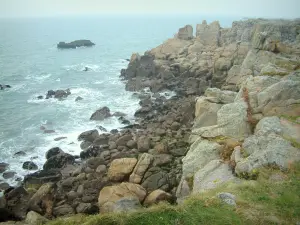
[63,63,101,72]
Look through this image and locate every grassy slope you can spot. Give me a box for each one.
[48,163,300,225]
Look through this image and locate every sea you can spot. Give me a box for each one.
[0,14,240,186]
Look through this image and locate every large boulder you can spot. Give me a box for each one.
[25,211,49,225]
[108,158,137,182]
[98,182,146,212]
[57,40,95,49]
[196,20,221,46]
[90,107,112,121]
[192,160,238,193]
[43,152,75,171]
[143,189,173,206]
[28,183,54,214]
[129,153,154,184]
[182,138,222,178]
[78,130,99,142]
[46,89,71,99]
[235,117,300,176]
[141,167,170,192]
[177,25,193,40]
[101,197,141,213]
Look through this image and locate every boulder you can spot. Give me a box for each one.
[0,163,9,173]
[53,204,75,216]
[86,157,106,169]
[129,153,154,184]
[144,189,173,206]
[182,138,221,177]
[116,134,133,147]
[46,89,71,99]
[45,147,64,159]
[192,160,238,193]
[137,136,151,152]
[24,170,61,187]
[14,151,26,157]
[101,197,142,213]
[57,40,95,49]
[75,96,83,102]
[93,135,109,146]
[28,183,54,213]
[98,182,146,211]
[4,187,29,220]
[78,130,99,142]
[217,192,236,206]
[25,211,48,225]
[43,153,75,170]
[153,154,173,167]
[80,145,104,159]
[2,171,16,179]
[90,107,112,121]
[196,20,221,46]
[76,203,98,214]
[22,161,38,170]
[177,25,193,40]
[141,167,170,192]
[108,158,137,182]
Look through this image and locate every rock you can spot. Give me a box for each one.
[196,20,221,46]
[175,178,191,201]
[75,96,83,101]
[169,148,188,157]
[57,40,95,49]
[0,163,9,173]
[129,153,154,184]
[177,25,193,40]
[170,122,181,131]
[126,140,137,149]
[217,192,236,206]
[118,116,130,125]
[153,154,173,167]
[80,141,92,150]
[101,197,141,213]
[90,107,112,121]
[108,158,137,182]
[182,138,221,177]
[137,136,151,152]
[22,162,38,170]
[0,182,10,191]
[154,142,168,154]
[28,183,54,213]
[116,134,132,147]
[25,211,49,225]
[24,170,61,187]
[14,151,26,157]
[0,84,11,90]
[45,147,64,160]
[76,203,98,214]
[96,165,106,175]
[192,160,238,193]
[97,126,108,132]
[141,167,170,192]
[86,157,105,169]
[43,129,55,134]
[98,182,146,210]
[78,129,99,142]
[54,137,67,141]
[2,171,16,179]
[110,129,119,134]
[205,88,237,104]
[53,204,75,216]
[80,145,104,159]
[46,89,71,99]
[112,112,127,117]
[143,189,173,206]
[43,153,75,170]
[93,135,109,145]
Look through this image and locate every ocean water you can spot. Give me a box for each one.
[0,14,239,185]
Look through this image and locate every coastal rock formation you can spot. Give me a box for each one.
[57,40,95,49]
[45,89,71,99]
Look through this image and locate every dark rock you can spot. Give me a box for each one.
[169,148,188,156]
[22,161,38,170]
[0,163,9,173]
[46,89,71,99]
[90,107,112,121]
[24,169,61,186]
[127,140,137,149]
[118,116,130,125]
[53,204,75,216]
[153,154,173,166]
[45,147,64,159]
[57,40,95,49]
[139,98,152,107]
[97,126,108,132]
[37,95,43,100]
[93,135,109,145]
[14,151,26,157]
[0,84,12,91]
[76,203,98,214]
[80,145,103,159]
[137,136,151,152]
[122,124,141,129]
[54,137,67,141]
[113,112,127,117]
[134,106,152,117]
[110,129,119,134]
[83,67,89,71]
[78,129,99,142]
[44,129,55,134]
[141,167,170,192]
[0,182,10,191]
[116,134,133,147]
[80,140,92,150]
[2,171,17,179]
[170,121,181,131]
[75,96,83,101]
[86,157,106,169]
[43,153,75,170]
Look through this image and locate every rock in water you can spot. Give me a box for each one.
[90,107,112,121]
[57,40,95,49]
[22,161,38,170]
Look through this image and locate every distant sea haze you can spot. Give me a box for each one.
[0,14,239,185]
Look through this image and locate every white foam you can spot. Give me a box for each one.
[63,63,102,72]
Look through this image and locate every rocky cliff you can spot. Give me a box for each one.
[1,18,300,224]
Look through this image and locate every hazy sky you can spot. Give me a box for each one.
[0,0,299,18]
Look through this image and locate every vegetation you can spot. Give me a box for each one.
[47,163,300,225]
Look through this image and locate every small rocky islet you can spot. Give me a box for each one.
[1,18,300,224]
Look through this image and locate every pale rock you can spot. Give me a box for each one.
[108,158,137,181]
[129,153,154,184]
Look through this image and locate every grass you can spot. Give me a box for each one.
[47,163,300,225]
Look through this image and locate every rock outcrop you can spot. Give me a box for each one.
[57,40,95,49]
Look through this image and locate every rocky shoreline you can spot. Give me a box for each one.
[1,18,300,224]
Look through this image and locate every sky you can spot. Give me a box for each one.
[0,0,299,18]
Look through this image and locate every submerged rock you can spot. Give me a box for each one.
[0,163,9,173]
[90,107,112,121]
[57,40,95,49]
[0,84,11,90]
[22,161,38,170]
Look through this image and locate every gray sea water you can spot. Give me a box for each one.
[0,14,239,185]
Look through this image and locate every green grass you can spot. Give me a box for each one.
[47,163,300,225]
